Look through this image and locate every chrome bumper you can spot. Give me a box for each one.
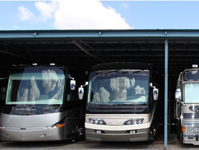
[182,119,199,145]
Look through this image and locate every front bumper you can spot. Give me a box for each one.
[86,128,150,142]
[0,127,64,141]
[182,119,199,145]
[183,133,199,145]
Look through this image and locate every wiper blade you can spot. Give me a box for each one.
[119,69,143,74]
[94,70,116,75]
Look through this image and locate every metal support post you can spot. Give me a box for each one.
[164,39,168,150]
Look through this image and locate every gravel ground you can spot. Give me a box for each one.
[1,133,199,150]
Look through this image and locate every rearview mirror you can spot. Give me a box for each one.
[153,88,159,101]
[78,86,84,100]
[175,88,185,105]
[78,81,88,100]
[175,88,181,100]
[70,79,76,90]
[150,83,158,101]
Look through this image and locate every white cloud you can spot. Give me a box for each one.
[92,87,110,104]
[18,0,131,29]
[53,0,131,29]
[42,69,58,94]
[110,77,134,92]
[135,86,146,95]
[29,76,40,101]
[99,87,110,103]
[19,88,29,102]
[110,77,132,100]
[35,1,58,22]
[17,6,36,21]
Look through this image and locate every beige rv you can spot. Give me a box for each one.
[81,62,159,142]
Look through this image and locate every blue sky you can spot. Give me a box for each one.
[0,0,199,30]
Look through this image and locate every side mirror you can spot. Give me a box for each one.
[153,88,159,101]
[70,79,76,90]
[150,83,159,101]
[175,88,185,106]
[78,81,88,100]
[78,86,84,100]
[175,88,181,100]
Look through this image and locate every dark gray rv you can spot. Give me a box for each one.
[0,65,85,141]
[175,65,199,145]
[82,62,159,142]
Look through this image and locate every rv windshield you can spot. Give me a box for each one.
[87,69,149,106]
[184,70,199,81]
[6,67,65,105]
[184,83,199,103]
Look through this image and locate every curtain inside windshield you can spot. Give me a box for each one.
[6,67,65,105]
[88,70,149,105]
[185,83,199,103]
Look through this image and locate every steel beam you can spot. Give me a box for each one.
[1,30,199,40]
[72,40,103,62]
[164,39,168,150]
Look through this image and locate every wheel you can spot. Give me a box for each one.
[76,122,85,141]
[148,122,155,144]
[176,120,183,143]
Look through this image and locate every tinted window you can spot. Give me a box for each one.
[6,67,65,105]
[88,70,149,105]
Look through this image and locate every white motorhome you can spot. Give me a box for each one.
[175,64,199,145]
[80,62,159,142]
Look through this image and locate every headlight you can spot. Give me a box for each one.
[0,125,5,129]
[123,118,144,125]
[89,118,106,125]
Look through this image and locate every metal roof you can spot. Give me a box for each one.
[0,29,199,76]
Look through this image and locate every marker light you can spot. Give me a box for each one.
[89,118,106,125]
[56,123,65,128]
[0,125,5,129]
[182,126,186,132]
[32,63,37,66]
[47,123,65,129]
[124,118,144,125]
[192,64,198,68]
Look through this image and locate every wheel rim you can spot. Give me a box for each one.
[78,127,84,136]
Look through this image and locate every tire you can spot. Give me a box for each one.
[75,122,85,141]
[176,120,183,143]
[148,122,155,144]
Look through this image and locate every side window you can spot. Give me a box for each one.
[67,93,72,101]
[0,79,8,110]
[0,87,6,101]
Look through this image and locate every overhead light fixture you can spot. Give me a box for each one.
[192,64,198,68]
[32,63,37,66]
